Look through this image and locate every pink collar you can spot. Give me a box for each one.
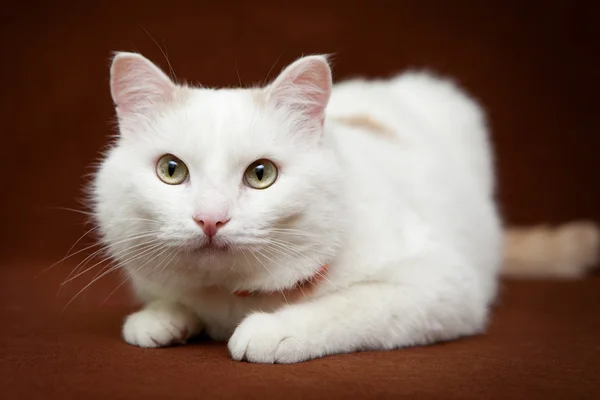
[233,264,329,298]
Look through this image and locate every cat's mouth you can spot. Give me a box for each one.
[188,239,230,254]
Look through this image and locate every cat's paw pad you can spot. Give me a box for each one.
[228,312,313,364]
[122,302,201,348]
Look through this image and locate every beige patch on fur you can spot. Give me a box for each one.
[502,221,600,278]
[248,95,396,141]
[250,89,267,107]
[172,86,194,104]
[333,114,395,138]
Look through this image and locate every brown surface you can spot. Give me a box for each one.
[1,1,599,399]
[3,262,600,399]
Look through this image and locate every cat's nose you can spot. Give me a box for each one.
[193,214,230,237]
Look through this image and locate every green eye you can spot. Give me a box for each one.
[156,154,188,185]
[243,159,278,189]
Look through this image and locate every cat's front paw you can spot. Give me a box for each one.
[228,312,314,364]
[122,301,202,348]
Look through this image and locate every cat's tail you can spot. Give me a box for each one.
[501,221,600,278]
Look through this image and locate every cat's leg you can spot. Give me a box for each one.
[122,300,203,348]
[228,267,489,363]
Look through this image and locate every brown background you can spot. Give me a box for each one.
[1,1,599,398]
[1,0,599,263]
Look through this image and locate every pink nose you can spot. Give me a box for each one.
[193,215,229,237]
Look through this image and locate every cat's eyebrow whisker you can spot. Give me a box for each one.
[262,51,283,87]
[137,23,177,82]
[234,59,242,87]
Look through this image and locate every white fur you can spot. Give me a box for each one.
[93,53,502,363]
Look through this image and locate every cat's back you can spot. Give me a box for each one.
[325,71,501,277]
[327,71,495,196]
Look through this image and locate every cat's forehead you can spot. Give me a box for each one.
[178,88,273,142]
[155,87,283,161]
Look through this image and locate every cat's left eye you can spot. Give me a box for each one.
[156,154,188,185]
[243,159,278,189]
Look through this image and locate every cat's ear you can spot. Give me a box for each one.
[110,52,175,119]
[266,55,332,127]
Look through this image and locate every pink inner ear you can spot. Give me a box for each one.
[110,53,174,116]
[268,56,332,121]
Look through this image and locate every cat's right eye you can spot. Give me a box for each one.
[156,154,189,185]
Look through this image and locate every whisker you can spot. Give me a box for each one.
[47,228,163,278]
[262,51,283,86]
[264,239,312,261]
[264,239,340,291]
[253,248,289,305]
[45,206,95,216]
[100,246,171,305]
[37,225,101,276]
[138,23,177,82]
[248,249,276,281]
[158,247,180,275]
[46,206,162,226]
[62,239,162,285]
[235,248,252,278]
[270,228,317,237]
[235,59,242,87]
[89,241,165,282]
[296,281,307,297]
[280,289,289,305]
[61,243,168,313]
[59,232,161,286]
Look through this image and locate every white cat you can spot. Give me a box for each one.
[92,52,599,363]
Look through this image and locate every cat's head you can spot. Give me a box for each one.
[92,53,346,293]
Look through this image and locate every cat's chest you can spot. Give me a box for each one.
[180,287,286,340]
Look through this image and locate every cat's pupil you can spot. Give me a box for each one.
[168,161,177,177]
[255,165,264,181]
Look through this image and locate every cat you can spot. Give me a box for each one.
[91,52,599,363]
